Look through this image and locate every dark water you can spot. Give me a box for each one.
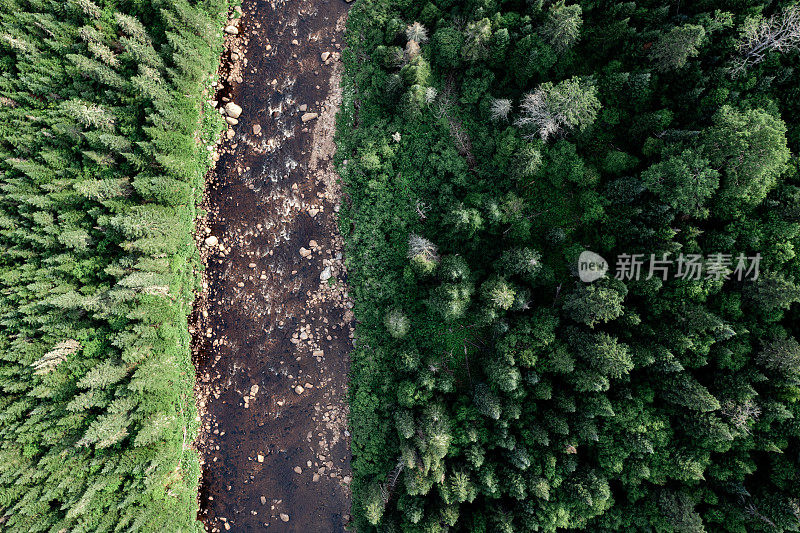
[192,0,352,531]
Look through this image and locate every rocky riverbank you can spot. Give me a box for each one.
[191,0,352,530]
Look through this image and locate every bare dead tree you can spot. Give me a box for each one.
[552,282,563,307]
[432,74,477,167]
[405,22,428,44]
[732,5,800,75]
[516,87,563,140]
[720,398,761,434]
[433,76,455,119]
[404,39,421,62]
[381,458,406,503]
[489,98,512,122]
[415,199,431,219]
[423,86,438,105]
[408,233,439,262]
[744,502,777,528]
[515,77,600,141]
[448,118,477,167]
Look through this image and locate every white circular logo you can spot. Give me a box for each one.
[578,251,608,282]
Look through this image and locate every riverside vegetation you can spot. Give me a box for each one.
[0,0,230,529]
[337,0,800,531]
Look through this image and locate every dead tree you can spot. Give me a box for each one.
[732,5,800,75]
[380,458,406,504]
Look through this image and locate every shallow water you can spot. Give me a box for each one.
[192,0,352,530]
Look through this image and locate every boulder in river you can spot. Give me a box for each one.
[224,102,242,118]
[320,266,332,281]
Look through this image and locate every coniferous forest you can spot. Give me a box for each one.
[0,0,228,529]
[337,0,800,531]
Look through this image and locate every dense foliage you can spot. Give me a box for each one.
[337,0,800,530]
[0,0,228,529]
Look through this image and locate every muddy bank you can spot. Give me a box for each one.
[191,0,352,530]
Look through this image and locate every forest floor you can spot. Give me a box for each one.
[191,0,352,530]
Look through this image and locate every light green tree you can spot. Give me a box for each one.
[515,77,600,140]
[541,0,583,53]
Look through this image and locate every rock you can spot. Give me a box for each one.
[225,116,238,125]
[299,247,312,258]
[224,523,230,530]
[301,112,318,122]
[299,104,307,112]
[224,25,238,35]
[224,102,243,118]
[280,514,290,523]
[313,350,324,357]
[260,496,266,505]
[226,129,235,140]
[291,39,299,45]
[294,385,305,395]
[257,454,264,462]
[313,473,320,482]
[321,51,331,61]
[252,124,261,134]
[250,384,259,396]
[205,235,219,247]
[308,208,319,217]
[320,267,332,282]
[293,466,302,474]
